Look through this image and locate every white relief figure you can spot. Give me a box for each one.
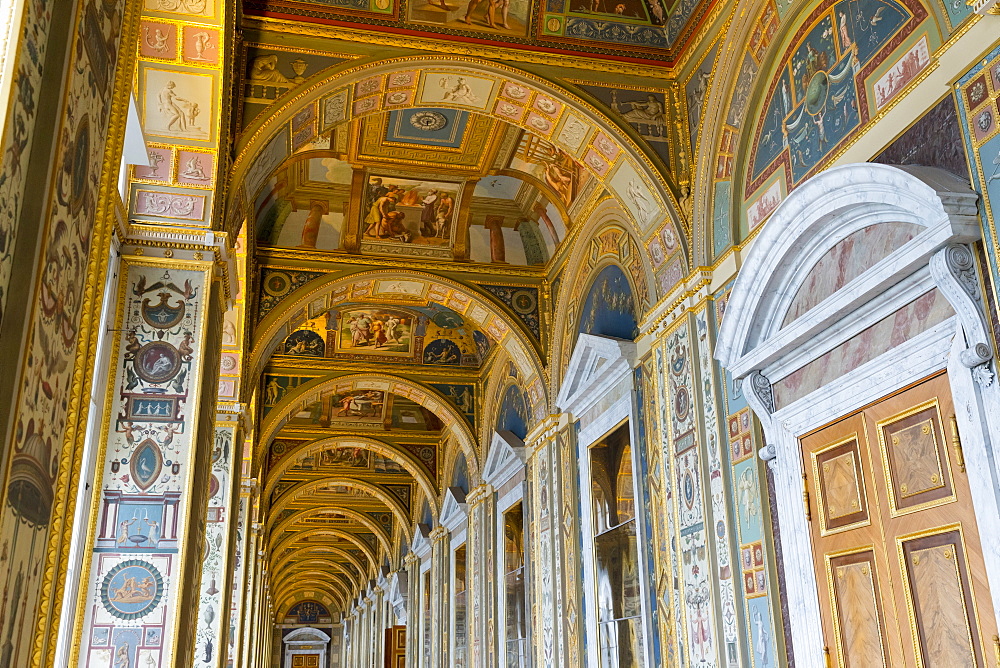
[753,608,770,666]
[150,0,208,15]
[189,31,213,61]
[440,77,479,105]
[143,26,170,53]
[988,151,1000,185]
[626,179,655,224]
[737,467,760,525]
[158,81,194,133]
[179,155,210,181]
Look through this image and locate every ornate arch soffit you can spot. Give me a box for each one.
[715,163,981,378]
[273,561,365,592]
[271,527,380,569]
[265,435,439,515]
[270,506,393,555]
[690,0,777,264]
[273,569,356,601]
[550,211,654,391]
[250,270,545,423]
[228,55,686,264]
[259,371,480,473]
[273,549,371,585]
[270,475,412,534]
[274,568,358,600]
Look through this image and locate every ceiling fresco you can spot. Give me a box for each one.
[242,0,719,64]
[253,110,589,267]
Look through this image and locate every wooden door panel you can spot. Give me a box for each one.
[814,436,871,534]
[875,401,955,514]
[802,372,997,667]
[828,550,888,666]
[900,529,982,667]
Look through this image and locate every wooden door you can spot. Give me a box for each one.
[291,654,320,668]
[801,372,998,667]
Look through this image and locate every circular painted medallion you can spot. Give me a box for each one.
[511,289,537,315]
[263,272,292,297]
[805,70,829,116]
[134,342,181,384]
[100,559,164,620]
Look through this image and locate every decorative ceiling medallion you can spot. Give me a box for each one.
[141,292,186,329]
[130,439,163,491]
[134,342,182,384]
[100,559,164,621]
[263,271,292,297]
[511,289,537,315]
[409,110,448,131]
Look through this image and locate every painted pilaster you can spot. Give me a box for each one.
[525,421,557,668]
[190,413,243,667]
[0,0,139,663]
[71,240,228,667]
[228,479,254,668]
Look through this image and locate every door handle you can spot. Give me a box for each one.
[950,416,966,473]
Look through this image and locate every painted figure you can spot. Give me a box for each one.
[420,190,439,236]
[435,192,454,237]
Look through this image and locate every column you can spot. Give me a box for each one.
[229,479,256,668]
[430,526,450,668]
[403,553,420,665]
[465,483,493,668]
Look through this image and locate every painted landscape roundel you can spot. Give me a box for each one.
[100,559,164,620]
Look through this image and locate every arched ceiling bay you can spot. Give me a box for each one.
[241,54,685,623]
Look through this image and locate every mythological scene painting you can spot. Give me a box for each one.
[362,175,461,248]
[337,308,415,355]
[406,0,530,37]
[576,85,671,166]
[289,390,388,427]
[142,68,216,142]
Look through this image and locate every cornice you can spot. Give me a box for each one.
[241,16,678,79]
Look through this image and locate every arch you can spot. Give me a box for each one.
[259,371,480,478]
[269,476,412,533]
[269,506,393,555]
[273,551,371,586]
[274,568,356,603]
[250,269,545,425]
[273,562,364,595]
[715,163,980,372]
[277,591,342,619]
[263,435,439,515]
[229,56,686,263]
[271,527,380,570]
[550,202,655,392]
[275,571,354,603]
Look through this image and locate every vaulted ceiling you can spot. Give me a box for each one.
[240,0,703,621]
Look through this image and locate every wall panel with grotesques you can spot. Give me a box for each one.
[75,258,215,668]
[956,43,1000,325]
[0,0,137,664]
